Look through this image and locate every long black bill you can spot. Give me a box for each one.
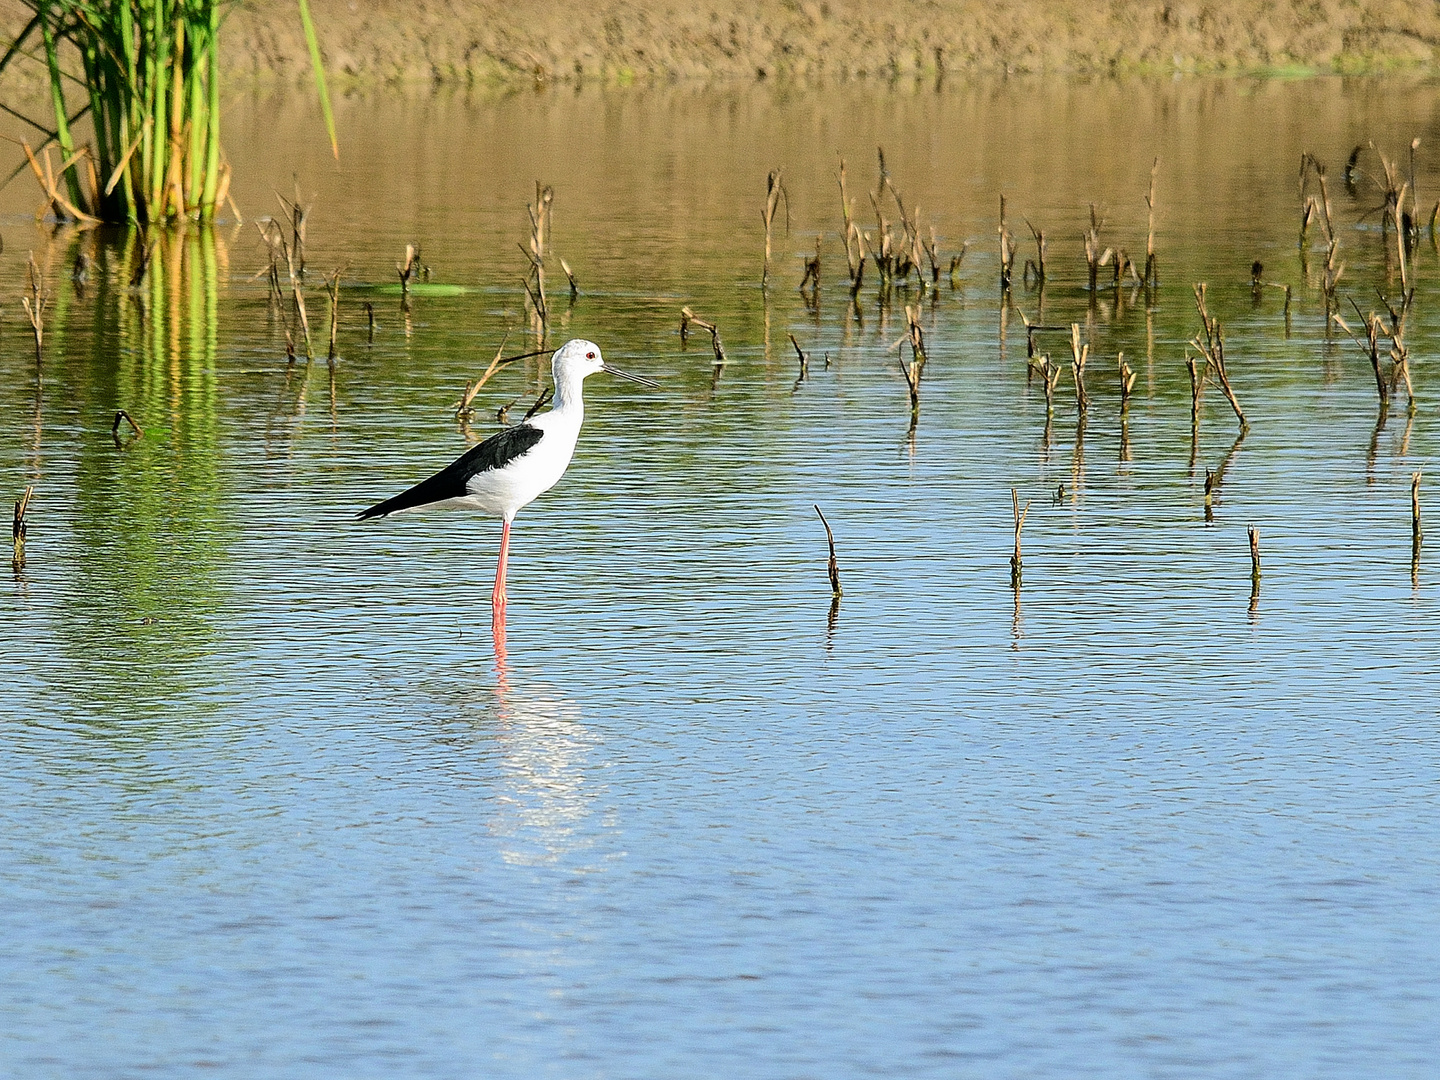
[603,363,660,388]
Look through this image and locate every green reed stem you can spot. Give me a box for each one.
[38,2,84,210]
[297,0,338,160]
[199,8,220,216]
[186,44,204,208]
[147,3,168,215]
[167,13,184,216]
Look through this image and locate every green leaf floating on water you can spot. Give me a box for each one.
[363,282,472,296]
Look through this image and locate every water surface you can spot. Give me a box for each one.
[1,75,1438,1078]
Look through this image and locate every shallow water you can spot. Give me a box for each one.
[2,76,1439,1077]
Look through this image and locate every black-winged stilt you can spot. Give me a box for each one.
[359,338,656,614]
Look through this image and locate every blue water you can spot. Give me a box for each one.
[3,76,1439,1077]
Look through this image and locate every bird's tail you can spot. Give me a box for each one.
[356,500,393,520]
[356,477,451,519]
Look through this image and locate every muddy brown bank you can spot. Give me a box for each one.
[3,0,1440,91]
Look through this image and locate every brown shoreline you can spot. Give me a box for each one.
[3,0,1440,95]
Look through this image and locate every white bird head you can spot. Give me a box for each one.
[551,339,658,388]
[552,338,607,381]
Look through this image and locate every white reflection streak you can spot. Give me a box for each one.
[486,624,603,867]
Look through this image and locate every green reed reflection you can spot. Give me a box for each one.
[42,223,232,722]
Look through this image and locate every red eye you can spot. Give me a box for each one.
[586,351,596,359]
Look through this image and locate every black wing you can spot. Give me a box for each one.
[357,424,545,519]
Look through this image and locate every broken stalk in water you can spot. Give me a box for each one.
[814,504,843,599]
[13,485,33,567]
[1010,488,1032,589]
[762,169,787,288]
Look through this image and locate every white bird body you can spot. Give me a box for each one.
[359,339,655,614]
[410,399,583,521]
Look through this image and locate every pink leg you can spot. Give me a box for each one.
[492,518,512,612]
[492,606,508,661]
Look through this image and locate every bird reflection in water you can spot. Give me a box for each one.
[484,611,607,868]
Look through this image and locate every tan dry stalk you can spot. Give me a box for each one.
[762,169,788,287]
[799,237,821,294]
[284,236,313,359]
[680,308,726,366]
[277,181,308,277]
[1037,354,1062,413]
[1069,323,1089,412]
[998,194,1016,289]
[814,505,842,598]
[848,229,870,298]
[21,252,46,358]
[789,333,809,382]
[20,142,98,223]
[838,157,861,282]
[905,304,926,369]
[1083,203,1109,291]
[397,243,420,294]
[1144,157,1159,286]
[948,243,969,287]
[681,306,710,344]
[527,182,554,316]
[1395,180,1411,291]
[455,335,513,418]
[1010,488,1032,587]
[111,410,143,438]
[1025,219,1046,285]
[709,328,727,367]
[1248,525,1262,614]
[1335,295,1414,407]
[1192,284,1247,431]
[325,268,343,363]
[1186,353,1206,424]
[869,189,894,283]
[1413,471,1424,556]
[897,352,921,422]
[1117,351,1137,402]
[924,225,941,284]
[13,485,34,565]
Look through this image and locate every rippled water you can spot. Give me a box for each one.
[2,76,1439,1077]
